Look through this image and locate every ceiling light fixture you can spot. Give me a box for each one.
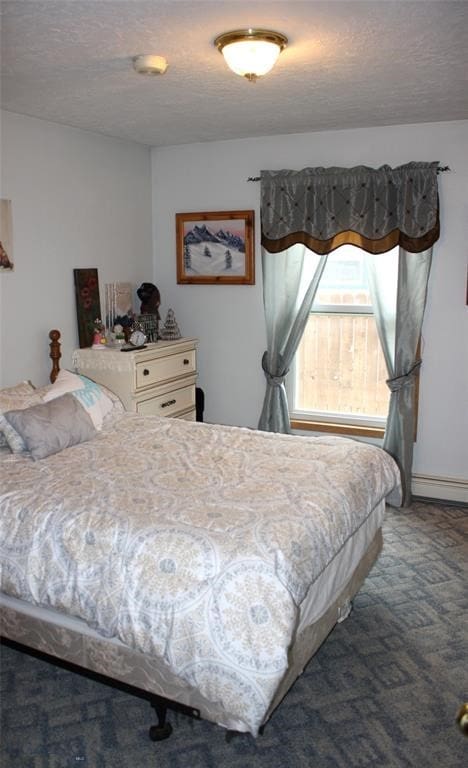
[132,54,168,76]
[214,28,288,81]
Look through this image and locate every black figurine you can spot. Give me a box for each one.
[137,283,161,317]
[137,283,161,342]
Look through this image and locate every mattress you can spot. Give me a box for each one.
[1,502,384,733]
[1,412,399,734]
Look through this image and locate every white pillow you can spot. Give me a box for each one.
[43,370,113,431]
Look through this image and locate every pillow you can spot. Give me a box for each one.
[43,369,113,430]
[41,369,84,399]
[0,381,45,452]
[99,383,125,427]
[0,380,35,404]
[4,394,97,461]
[34,382,55,399]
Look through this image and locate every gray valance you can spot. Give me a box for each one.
[261,162,440,255]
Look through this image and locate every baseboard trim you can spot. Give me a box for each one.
[412,473,468,505]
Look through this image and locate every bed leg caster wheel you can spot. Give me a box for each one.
[149,722,173,741]
[149,701,173,741]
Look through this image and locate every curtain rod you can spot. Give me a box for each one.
[247,166,451,181]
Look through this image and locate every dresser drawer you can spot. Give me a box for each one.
[136,384,195,417]
[135,350,196,390]
[73,338,198,419]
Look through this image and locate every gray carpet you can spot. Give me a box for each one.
[1,501,467,767]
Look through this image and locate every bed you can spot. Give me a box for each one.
[0,330,401,740]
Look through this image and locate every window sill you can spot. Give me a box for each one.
[290,418,385,439]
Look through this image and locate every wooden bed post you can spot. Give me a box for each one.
[49,329,61,383]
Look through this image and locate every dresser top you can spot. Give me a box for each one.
[73,337,197,372]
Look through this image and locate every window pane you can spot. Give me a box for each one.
[315,246,372,306]
[295,312,390,418]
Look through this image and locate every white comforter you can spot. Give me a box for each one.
[0,414,400,733]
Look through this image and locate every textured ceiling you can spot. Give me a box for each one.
[1,0,468,147]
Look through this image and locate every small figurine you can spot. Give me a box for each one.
[137,283,161,341]
[137,283,161,317]
[112,323,126,346]
[160,308,181,340]
[91,319,107,348]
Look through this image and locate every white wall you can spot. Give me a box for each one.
[0,111,153,387]
[151,120,468,484]
[1,113,465,488]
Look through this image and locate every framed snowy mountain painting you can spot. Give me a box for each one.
[176,210,254,285]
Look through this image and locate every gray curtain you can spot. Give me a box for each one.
[365,248,433,506]
[258,246,327,432]
[261,163,440,256]
[259,162,440,505]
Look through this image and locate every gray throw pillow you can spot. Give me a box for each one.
[4,393,97,460]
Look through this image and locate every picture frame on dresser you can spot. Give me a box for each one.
[176,210,255,285]
[73,268,102,348]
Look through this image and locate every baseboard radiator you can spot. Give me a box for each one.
[412,474,468,505]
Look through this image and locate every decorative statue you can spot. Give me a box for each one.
[91,318,107,348]
[137,283,161,342]
[160,308,181,340]
[137,283,161,317]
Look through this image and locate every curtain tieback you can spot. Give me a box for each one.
[265,372,287,387]
[261,351,289,387]
[386,360,421,392]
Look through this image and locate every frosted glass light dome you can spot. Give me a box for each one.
[214,29,288,81]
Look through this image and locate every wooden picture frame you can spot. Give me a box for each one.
[73,268,102,348]
[0,199,14,271]
[176,210,255,285]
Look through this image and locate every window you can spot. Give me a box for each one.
[288,245,398,437]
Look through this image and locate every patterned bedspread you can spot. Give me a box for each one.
[0,414,400,733]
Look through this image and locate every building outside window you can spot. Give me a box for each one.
[288,245,398,437]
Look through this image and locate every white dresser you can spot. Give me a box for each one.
[73,338,198,420]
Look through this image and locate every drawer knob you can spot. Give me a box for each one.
[143,368,150,376]
[183,358,190,365]
[161,398,176,409]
